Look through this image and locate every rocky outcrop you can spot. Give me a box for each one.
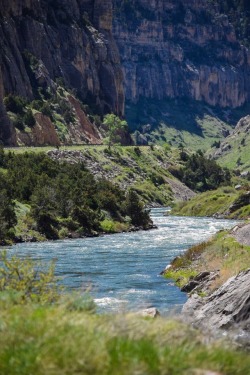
[113,0,250,109]
[0,0,124,144]
[231,222,250,246]
[182,269,250,343]
[16,113,60,146]
[165,177,195,202]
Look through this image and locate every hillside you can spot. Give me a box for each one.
[4,145,196,206]
[0,0,250,150]
[113,0,250,148]
[210,115,250,172]
[171,186,250,219]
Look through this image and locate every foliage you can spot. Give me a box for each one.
[0,300,250,375]
[23,109,36,127]
[3,95,26,114]
[103,114,128,150]
[0,149,152,241]
[0,188,17,242]
[0,251,60,304]
[124,189,152,228]
[178,151,231,192]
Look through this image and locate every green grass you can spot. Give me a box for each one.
[165,231,250,292]
[171,186,250,219]
[100,219,129,233]
[0,301,250,375]
[215,134,250,171]
[126,98,250,152]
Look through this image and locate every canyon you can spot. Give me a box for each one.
[0,0,250,145]
[113,0,250,108]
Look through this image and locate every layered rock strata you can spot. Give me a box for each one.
[113,0,250,109]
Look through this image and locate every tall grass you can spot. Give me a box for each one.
[0,252,249,375]
[0,303,249,375]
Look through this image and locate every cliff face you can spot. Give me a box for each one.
[0,0,124,144]
[113,0,250,109]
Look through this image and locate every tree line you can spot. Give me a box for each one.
[0,148,151,243]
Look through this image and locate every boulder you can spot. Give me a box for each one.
[137,307,160,318]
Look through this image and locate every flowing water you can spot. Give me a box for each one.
[7,209,239,315]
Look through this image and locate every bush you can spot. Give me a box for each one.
[179,152,231,192]
[12,115,25,131]
[0,251,60,304]
[24,109,36,127]
[3,94,26,114]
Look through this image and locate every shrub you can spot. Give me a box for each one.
[3,94,26,114]
[24,109,36,127]
[0,251,60,304]
[12,114,25,131]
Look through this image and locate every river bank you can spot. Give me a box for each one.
[164,221,250,347]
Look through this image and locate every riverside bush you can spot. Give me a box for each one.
[0,251,60,304]
[0,150,152,241]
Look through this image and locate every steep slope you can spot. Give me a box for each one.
[0,0,124,145]
[211,115,250,172]
[113,0,250,108]
[113,0,250,148]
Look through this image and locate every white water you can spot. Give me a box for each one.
[7,209,239,315]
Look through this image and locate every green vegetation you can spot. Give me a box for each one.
[172,150,231,192]
[3,144,179,206]
[103,114,128,150]
[172,185,250,219]
[0,148,152,243]
[0,253,250,375]
[212,129,250,172]
[165,231,250,292]
[126,97,250,151]
[0,251,59,304]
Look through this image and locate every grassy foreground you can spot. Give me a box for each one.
[0,253,250,375]
[1,298,250,375]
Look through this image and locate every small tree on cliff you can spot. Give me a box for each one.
[103,114,128,150]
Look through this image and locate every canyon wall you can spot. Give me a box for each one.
[113,0,250,109]
[0,0,124,144]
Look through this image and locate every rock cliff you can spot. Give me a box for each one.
[0,0,124,145]
[182,269,250,347]
[113,0,250,109]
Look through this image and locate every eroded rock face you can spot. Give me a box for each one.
[182,269,250,340]
[113,0,250,108]
[0,0,124,144]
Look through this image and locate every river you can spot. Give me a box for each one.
[7,209,239,315]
